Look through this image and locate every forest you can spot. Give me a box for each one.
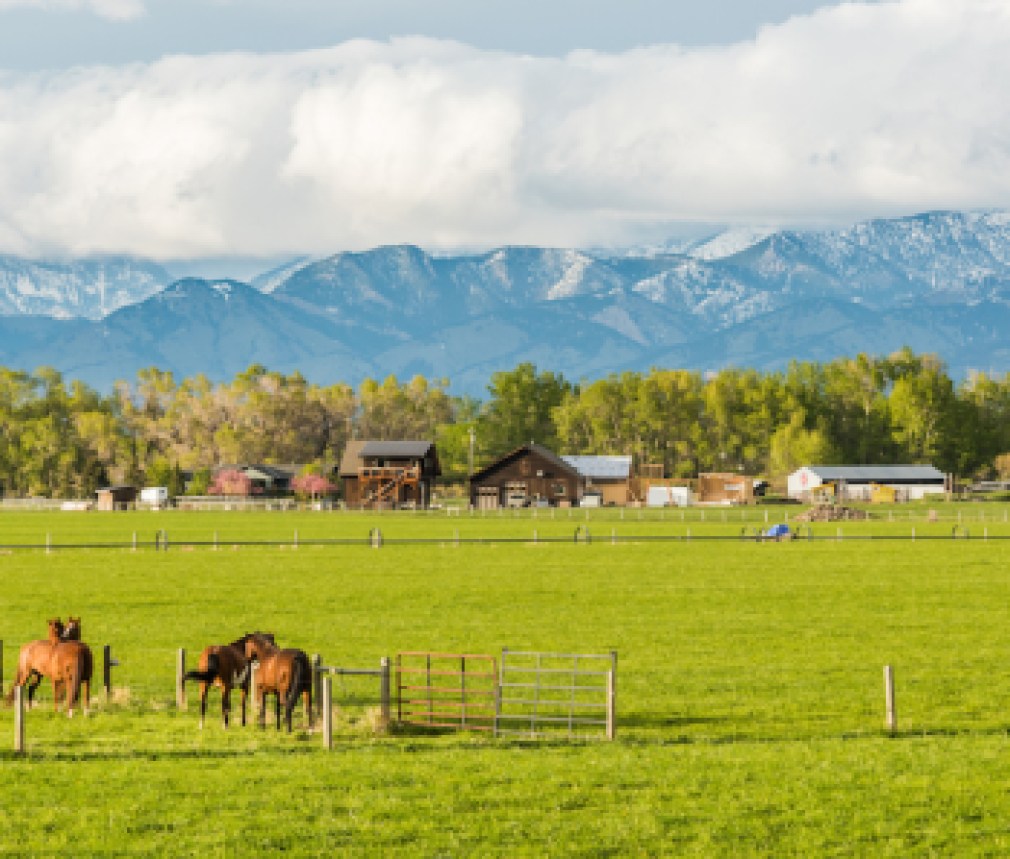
[1,347,1009,498]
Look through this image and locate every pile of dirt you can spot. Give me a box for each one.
[794,504,869,522]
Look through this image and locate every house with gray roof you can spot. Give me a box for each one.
[339,440,440,509]
[561,455,633,506]
[787,465,947,502]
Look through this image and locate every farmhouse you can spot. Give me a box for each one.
[339,440,440,509]
[470,443,583,509]
[787,464,948,502]
[209,464,303,496]
[561,455,633,506]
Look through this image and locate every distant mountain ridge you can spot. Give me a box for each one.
[2,210,1010,395]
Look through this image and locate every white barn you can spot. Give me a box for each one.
[787,465,947,502]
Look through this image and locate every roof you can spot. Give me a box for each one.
[358,441,434,459]
[562,455,633,480]
[471,443,581,482]
[338,440,367,477]
[339,439,439,478]
[800,465,945,482]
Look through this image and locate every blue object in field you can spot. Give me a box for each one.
[765,523,790,539]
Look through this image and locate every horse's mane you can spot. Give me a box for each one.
[227,631,276,650]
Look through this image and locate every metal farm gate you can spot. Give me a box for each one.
[395,649,618,740]
[395,652,498,732]
[495,649,616,740]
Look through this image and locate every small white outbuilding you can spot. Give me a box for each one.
[647,485,692,507]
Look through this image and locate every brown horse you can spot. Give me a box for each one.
[6,618,92,716]
[244,633,313,732]
[50,631,93,717]
[183,633,272,729]
[5,618,63,708]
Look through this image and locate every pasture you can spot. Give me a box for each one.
[3,506,1010,855]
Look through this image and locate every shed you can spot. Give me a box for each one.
[561,455,633,506]
[96,485,138,511]
[339,440,440,509]
[787,465,947,502]
[647,485,692,507]
[470,444,583,509]
[697,472,756,505]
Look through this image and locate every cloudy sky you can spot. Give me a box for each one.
[0,0,1007,260]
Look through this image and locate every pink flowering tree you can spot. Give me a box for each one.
[208,468,253,496]
[292,472,337,501]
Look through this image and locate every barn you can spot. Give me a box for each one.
[787,465,948,502]
[469,444,584,509]
[96,485,138,511]
[339,440,440,509]
[561,455,633,506]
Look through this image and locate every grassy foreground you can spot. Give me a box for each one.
[2,507,1010,855]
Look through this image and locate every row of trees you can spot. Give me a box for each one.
[1,349,1009,498]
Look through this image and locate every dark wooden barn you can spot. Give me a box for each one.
[339,440,440,509]
[469,443,584,509]
[95,485,139,511]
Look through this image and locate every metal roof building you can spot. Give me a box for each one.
[787,464,947,501]
[561,455,633,480]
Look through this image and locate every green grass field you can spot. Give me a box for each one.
[3,506,1010,855]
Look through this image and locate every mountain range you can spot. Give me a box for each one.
[2,210,1010,396]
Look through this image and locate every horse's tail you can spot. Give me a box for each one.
[183,653,220,685]
[64,653,83,714]
[286,652,309,717]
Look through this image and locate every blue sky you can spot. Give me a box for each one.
[0,0,1006,260]
[0,1,862,66]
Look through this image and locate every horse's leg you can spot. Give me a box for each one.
[25,670,41,707]
[275,689,283,731]
[198,682,208,730]
[222,685,231,729]
[240,686,247,727]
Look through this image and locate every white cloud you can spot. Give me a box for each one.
[0,0,145,21]
[0,0,1009,258]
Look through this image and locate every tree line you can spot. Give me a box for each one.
[1,349,1008,498]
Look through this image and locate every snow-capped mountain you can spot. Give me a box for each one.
[0,256,170,319]
[2,210,1010,394]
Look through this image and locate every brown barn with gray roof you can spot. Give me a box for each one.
[339,440,440,509]
[469,443,584,509]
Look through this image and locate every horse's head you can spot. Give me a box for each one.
[62,616,82,641]
[47,618,64,642]
[244,632,275,661]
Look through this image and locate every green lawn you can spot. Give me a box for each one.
[2,507,1010,855]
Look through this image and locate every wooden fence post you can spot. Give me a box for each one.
[14,685,24,754]
[380,656,391,730]
[322,675,333,750]
[176,648,186,710]
[312,654,322,717]
[884,664,897,733]
[607,650,618,741]
[103,644,118,702]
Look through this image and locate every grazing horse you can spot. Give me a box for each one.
[244,633,313,732]
[6,618,93,716]
[182,633,271,729]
